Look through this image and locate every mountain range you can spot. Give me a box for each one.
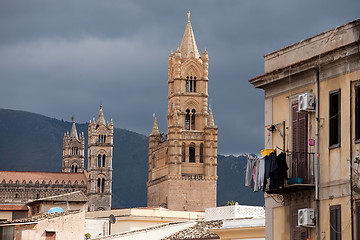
[0,108,264,208]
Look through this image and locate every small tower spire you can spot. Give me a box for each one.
[70,116,78,139]
[96,105,106,126]
[207,109,216,127]
[151,116,160,135]
[187,11,190,23]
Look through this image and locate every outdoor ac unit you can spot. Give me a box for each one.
[298,93,315,112]
[298,208,315,227]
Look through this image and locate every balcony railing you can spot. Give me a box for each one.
[287,152,315,184]
[265,152,315,194]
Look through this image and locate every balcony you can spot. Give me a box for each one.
[265,152,315,195]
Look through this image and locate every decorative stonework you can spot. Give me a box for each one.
[87,106,113,211]
[148,13,218,212]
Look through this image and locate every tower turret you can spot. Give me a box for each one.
[87,106,113,211]
[62,117,85,173]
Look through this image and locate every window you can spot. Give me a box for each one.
[185,109,190,130]
[182,143,186,162]
[72,165,78,172]
[46,232,56,240]
[191,109,196,130]
[186,76,196,92]
[97,178,101,192]
[102,178,105,193]
[72,147,78,155]
[98,135,106,143]
[329,90,341,148]
[200,143,204,163]
[97,177,106,193]
[330,205,341,240]
[102,155,106,167]
[356,85,360,142]
[98,155,102,167]
[292,102,308,182]
[186,77,190,92]
[292,210,308,240]
[185,108,196,130]
[189,143,195,162]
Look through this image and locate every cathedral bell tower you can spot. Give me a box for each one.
[147,12,218,212]
[62,117,85,173]
[87,106,113,211]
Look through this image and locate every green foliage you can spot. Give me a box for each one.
[226,200,236,206]
[85,233,91,239]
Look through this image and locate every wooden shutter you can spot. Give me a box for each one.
[292,211,308,240]
[292,102,308,182]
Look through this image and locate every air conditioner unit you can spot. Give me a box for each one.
[298,93,315,112]
[298,208,315,227]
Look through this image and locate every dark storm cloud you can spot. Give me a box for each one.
[0,0,359,154]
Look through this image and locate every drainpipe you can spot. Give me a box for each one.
[350,81,354,240]
[315,68,320,240]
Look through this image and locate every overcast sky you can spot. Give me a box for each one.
[0,1,359,155]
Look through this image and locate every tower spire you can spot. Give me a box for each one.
[180,11,200,60]
[151,117,160,135]
[207,109,216,127]
[96,105,106,125]
[70,116,78,139]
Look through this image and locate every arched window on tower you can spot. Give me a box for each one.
[189,76,193,92]
[200,143,204,163]
[97,177,106,193]
[186,76,190,92]
[186,76,196,92]
[189,143,195,163]
[98,155,102,167]
[185,109,190,130]
[102,155,106,167]
[182,143,186,162]
[72,165,78,172]
[102,178,105,193]
[72,147,78,155]
[191,109,196,130]
[193,76,196,92]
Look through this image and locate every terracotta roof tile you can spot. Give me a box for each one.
[0,204,28,211]
[162,220,222,240]
[27,191,88,204]
[0,210,81,225]
[0,171,87,185]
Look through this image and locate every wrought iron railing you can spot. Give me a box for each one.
[286,152,315,185]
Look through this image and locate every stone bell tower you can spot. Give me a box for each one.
[87,106,114,211]
[147,12,218,212]
[62,117,85,173]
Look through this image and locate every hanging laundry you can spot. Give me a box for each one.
[246,151,288,192]
[269,152,288,191]
[245,155,265,192]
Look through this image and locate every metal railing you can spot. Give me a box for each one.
[286,152,315,185]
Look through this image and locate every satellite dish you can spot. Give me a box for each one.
[109,214,116,224]
[48,207,64,214]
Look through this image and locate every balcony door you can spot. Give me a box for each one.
[292,102,308,182]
